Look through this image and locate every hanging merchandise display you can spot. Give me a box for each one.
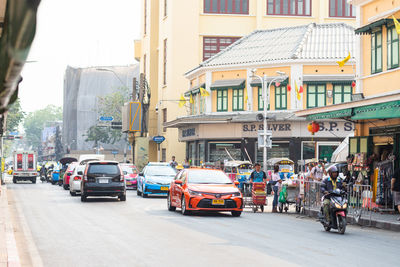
[375,160,394,209]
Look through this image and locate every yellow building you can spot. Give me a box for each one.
[135,0,357,163]
[165,23,356,165]
[296,0,400,199]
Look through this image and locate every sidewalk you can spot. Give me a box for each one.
[304,207,400,232]
[0,182,21,267]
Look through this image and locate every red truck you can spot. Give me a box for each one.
[13,151,38,184]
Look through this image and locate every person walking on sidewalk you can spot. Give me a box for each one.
[249,163,267,183]
[271,164,282,213]
[391,168,400,221]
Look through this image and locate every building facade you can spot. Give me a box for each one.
[296,0,400,207]
[165,23,356,166]
[135,0,357,163]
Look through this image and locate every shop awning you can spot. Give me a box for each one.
[351,100,400,120]
[355,18,392,34]
[184,83,205,97]
[250,76,288,87]
[307,108,353,121]
[210,79,245,90]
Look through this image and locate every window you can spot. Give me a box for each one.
[199,95,206,114]
[162,108,167,132]
[232,88,244,111]
[329,0,355,18]
[267,0,311,16]
[371,30,382,74]
[190,95,197,115]
[144,0,147,34]
[204,0,249,14]
[162,149,166,162]
[307,84,326,108]
[333,84,352,104]
[203,36,240,61]
[217,89,228,111]
[163,39,167,85]
[164,0,168,17]
[257,87,270,110]
[275,85,287,110]
[387,26,399,70]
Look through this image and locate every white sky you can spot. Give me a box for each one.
[19,0,141,112]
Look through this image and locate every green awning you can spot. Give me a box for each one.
[351,100,400,120]
[355,18,393,34]
[307,108,353,121]
[184,83,204,97]
[210,79,245,90]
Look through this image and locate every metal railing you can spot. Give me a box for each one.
[303,180,373,226]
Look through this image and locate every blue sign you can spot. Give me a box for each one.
[152,136,165,144]
[111,150,119,155]
[99,116,114,122]
[9,131,18,136]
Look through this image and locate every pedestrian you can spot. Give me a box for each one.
[311,161,325,181]
[271,164,282,213]
[183,158,190,168]
[391,168,400,221]
[249,163,267,183]
[169,156,178,169]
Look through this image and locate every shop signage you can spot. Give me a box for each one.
[370,125,400,136]
[242,121,354,133]
[182,128,196,137]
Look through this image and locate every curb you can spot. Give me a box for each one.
[0,185,21,267]
[304,208,400,232]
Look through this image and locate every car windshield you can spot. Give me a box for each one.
[145,166,176,176]
[88,164,119,176]
[188,170,232,184]
[122,166,138,174]
[238,168,252,174]
[279,165,293,172]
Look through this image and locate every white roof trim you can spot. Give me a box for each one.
[367,6,400,23]
[303,74,355,82]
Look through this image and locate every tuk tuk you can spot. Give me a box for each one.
[267,158,296,180]
[223,161,253,188]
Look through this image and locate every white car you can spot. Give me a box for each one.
[69,165,86,196]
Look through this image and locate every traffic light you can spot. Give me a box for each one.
[111,122,122,130]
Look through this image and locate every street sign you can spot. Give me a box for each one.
[97,122,110,127]
[99,116,114,122]
[9,131,18,135]
[152,136,165,144]
[111,122,122,130]
[258,130,272,149]
[111,150,119,155]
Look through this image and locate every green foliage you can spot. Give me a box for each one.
[84,86,129,145]
[23,105,63,150]
[6,98,25,133]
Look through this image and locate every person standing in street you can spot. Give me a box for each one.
[170,156,178,169]
[311,161,326,181]
[271,164,282,213]
[249,163,267,183]
[391,168,400,221]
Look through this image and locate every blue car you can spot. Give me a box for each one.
[137,162,177,198]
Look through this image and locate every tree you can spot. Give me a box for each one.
[6,98,25,133]
[23,105,63,151]
[84,86,129,145]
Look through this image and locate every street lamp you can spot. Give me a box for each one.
[250,70,286,172]
[96,68,128,89]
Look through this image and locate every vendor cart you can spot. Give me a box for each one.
[278,179,302,213]
[243,182,267,213]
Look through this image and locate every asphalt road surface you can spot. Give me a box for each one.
[5,178,400,267]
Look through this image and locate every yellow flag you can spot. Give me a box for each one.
[393,16,400,35]
[295,81,301,101]
[200,87,210,97]
[189,94,194,104]
[244,89,248,105]
[337,52,351,67]
[179,94,186,108]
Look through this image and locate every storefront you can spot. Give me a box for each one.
[167,112,354,167]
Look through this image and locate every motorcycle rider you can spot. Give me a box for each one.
[320,165,344,224]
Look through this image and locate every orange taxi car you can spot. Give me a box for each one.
[167,168,243,217]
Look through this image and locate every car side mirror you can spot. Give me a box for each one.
[234,181,240,186]
[139,172,144,176]
[77,171,83,175]
[175,180,183,185]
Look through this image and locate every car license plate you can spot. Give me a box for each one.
[212,199,225,205]
[126,182,132,185]
[99,179,108,184]
[161,186,168,191]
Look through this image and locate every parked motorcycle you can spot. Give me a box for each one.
[318,189,348,234]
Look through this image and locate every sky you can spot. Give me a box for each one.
[19,0,141,113]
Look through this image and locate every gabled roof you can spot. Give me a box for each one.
[186,23,355,76]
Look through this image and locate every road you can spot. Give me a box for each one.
[5,178,400,267]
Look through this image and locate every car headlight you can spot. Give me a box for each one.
[188,189,202,196]
[231,192,241,197]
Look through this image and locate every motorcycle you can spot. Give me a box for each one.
[318,189,348,234]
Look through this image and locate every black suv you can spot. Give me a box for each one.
[80,161,126,202]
